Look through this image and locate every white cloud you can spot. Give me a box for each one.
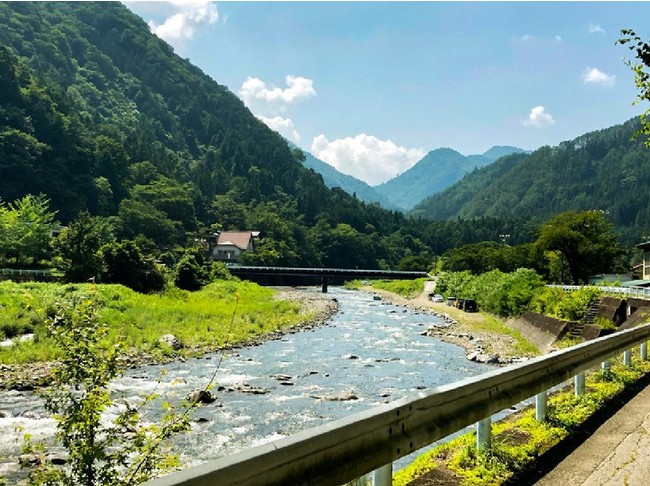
[258,115,301,143]
[589,23,605,34]
[239,75,316,112]
[555,35,563,42]
[311,134,426,186]
[523,106,555,128]
[519,34,535,43]
[146,1,218,52]
[581,67,616,87]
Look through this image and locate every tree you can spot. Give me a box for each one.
[174,248,211,291]
[618,29,650,144]
[54,211,114,282]
[25,294,198,486]
[534,210,623,284]
[101,240,166,293]
[0,194,57,265]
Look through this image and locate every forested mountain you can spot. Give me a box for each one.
[411,118,650,244]
[373,146,524,210]
[0,2,419,268]
[289,142,398,210]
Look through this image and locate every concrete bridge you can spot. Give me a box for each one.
[228,265,429,292]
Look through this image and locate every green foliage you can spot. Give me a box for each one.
[24,293,198,486]
[436,269,544,317]
[412,118,650,248]
[54,211,115,282]
[0,194,57,265]
[534,210,623,284]
[173,248,210,291]
[442,241,538,275]
[618,29,650,146]
[529,286,602,321]
[0,280,305,364]
[100,240,166,293]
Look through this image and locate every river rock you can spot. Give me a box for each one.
[19,411,41,420]
[19,454,42,467]
[272,374,293,381]
[47,454,68,465]
[158,334,183,350]
[186,389,216,404]
[318,390,359,401]
[0,410,10,418]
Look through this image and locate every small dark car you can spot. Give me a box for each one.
[463,299,478,312]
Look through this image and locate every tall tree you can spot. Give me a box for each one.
[534,210,623,284]
[54,211,115,282]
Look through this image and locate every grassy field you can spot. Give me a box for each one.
[0,280,310,364]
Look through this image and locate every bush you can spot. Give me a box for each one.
[100,240,166,293]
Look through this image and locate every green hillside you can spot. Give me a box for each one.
[411,118,649,243]
[0,2,416,268]
[374,146,524,211]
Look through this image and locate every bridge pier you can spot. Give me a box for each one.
[321,276,329,293]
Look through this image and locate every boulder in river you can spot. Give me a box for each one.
[186,389,217,404]
[158,334,183,350]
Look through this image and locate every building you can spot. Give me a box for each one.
[635,241,650,281]
[212,231,259,262]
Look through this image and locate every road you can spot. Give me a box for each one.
[533,381,650,486]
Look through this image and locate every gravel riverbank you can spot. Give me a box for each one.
[365,287,537,364]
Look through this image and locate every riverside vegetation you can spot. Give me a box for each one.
[0,279,329,381]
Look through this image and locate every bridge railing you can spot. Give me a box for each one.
[144,322,650,486]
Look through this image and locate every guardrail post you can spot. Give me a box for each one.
[574,372,585,396]
[535,391,547,421]
[476,417,491,451]
[623,349,632,367]
[641,342,648,361]
[372,463,392,486]
[601,359,611,376]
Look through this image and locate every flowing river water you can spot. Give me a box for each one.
[0,287,495,482]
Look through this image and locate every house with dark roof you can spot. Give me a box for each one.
[212,231,259,262]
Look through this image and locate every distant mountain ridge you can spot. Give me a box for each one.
[373,146,527,210]
[411,118,650,243]
[293,145,526,211]
[288,142,399,209]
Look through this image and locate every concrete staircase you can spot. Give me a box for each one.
[569,299,601,338]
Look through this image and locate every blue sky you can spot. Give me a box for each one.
[125,1,650,185]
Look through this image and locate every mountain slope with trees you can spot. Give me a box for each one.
[412,118,650,244]
[0,2,418,269]
[374,146,525,211]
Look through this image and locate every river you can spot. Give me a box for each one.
[0,287,493,482]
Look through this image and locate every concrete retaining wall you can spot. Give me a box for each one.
[510,311,572,353]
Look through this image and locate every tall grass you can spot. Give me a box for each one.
[0,281,307,364]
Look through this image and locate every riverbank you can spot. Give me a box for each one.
[0,286,339,391]
[364,286,539,363]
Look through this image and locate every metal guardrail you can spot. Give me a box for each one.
[144,322,650,486]
[0,268,55,276]
[548,284,650,299]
